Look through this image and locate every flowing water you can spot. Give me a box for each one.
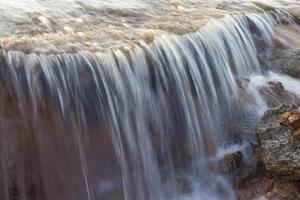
[0,0,299,53]
[1,1,300,200]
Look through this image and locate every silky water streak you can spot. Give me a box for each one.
[0,10,297,200]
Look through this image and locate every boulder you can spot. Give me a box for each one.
[269,49,300,79]
[265,181,300,200]
[279,109,300,140]
[279,109,300,129]
[219,151,244,174]
[288,7,300,22]
[256,105,300,181]
[236,172,300,200]
[294,128,300,140]
[259,81,300,108]
[215,143,263,189]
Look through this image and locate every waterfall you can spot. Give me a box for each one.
[0,10,297,200]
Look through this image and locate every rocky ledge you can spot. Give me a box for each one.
[257,105,300,181]
[268,49,300,79]
[237,105,300,200]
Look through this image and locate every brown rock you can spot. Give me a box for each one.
[293,128,300,140]
[288,7,300,21]
[279,110,300,129]
[258,80,300,108]
[255,178,274,196]
[220,151,243,174]
[272,181,300,200]
[280,112,291,124]
[257,105,300,180]
[236,177,273,200]
[269,49,300,79]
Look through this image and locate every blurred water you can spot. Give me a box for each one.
[0,0,299,53]
[1,8,300,200]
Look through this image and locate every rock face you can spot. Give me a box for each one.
[236,177,300,200]
[240,105,300,200]
[279,109,300,128]
[256,105,300,181]
[280,109,300,140]
[294,128,300,140]
[288,7,300,22]
[269,49,300,79]
[259,81,300,108]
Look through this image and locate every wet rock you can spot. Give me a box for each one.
[269,49,300,79]
[219,151,244,174]
[272,34,290,49]
[266,181,300,200]
[236,175,300,200]
[236,177,274,200]
[293,128,300,140]
[288,7,300,22]
[256,105,300,181]
[279,109,300,129]
[254,105,300,200]
[216,143,264,189]
[259,81,300,108]
[268,81,284,91]
[279,109,300,140]
[252,2,276,12]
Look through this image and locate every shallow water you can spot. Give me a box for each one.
[0,0,299,53]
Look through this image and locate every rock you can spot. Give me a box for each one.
[256,105,300,181]
[293,128,300,140]
[216,143,265,189]
[272,34,290,49]
[268,81,284,91]
[236,175,300,200]
[259,81,300,108]
[252,2,276,12]
[219,151,243,174]
[236,105,300,199]
[279,109,300,140]
[236,177,274,200]
[273,25,300,49]
[270,181,300,200]
[279,109,300,129]
[280,112,292,124]
[288,7,300,22]
[269,49,300,79]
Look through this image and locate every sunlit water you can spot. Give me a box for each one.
[0,0,299,53]
[0,1,300,200]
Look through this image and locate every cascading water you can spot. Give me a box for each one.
[0,9,300,200]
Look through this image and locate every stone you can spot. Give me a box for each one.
[268,49,300,79]
[259,81,300,108]
[236,175,300,200]
[288,7,300,22]
[219,151,243,174]
[268,81,284,91]
[256,105,300,181]
[271,181,300,200]
[293,128,300,140]
[279,109,300,129]
[280,112,292,124]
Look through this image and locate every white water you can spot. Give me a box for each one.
[0,0,299,53]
